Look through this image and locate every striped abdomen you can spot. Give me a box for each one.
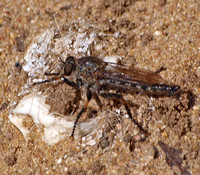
[99,77,180,94]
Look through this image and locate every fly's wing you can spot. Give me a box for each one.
[100,64,166,85]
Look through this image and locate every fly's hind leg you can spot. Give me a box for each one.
[155,67,167,74]
[99,92,148,135]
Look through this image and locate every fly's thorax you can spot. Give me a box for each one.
[75,67,95,86]
[78,57,105,74]
[76,57,105,83]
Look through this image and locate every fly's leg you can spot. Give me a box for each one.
[33,75,78,89]
[155,67,166,74]
[33,76,80,112]
[33,71,61,85]
[70,88,92,138]
[99,93,148,135]
[33,76,61,85]
[93,93,103,110]
[61,77,78,88]
[45,72,60,76]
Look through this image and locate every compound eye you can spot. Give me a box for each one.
[63,56,75,75]
[66,56,75,62]
[64,63,73,75]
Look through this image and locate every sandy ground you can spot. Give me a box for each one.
[0,0,199,174]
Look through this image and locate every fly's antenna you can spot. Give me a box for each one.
[58,56,65,64]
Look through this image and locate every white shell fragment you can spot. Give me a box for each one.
[9,94,98,145]
[23,29,55,77]
[103,55,121,64]
[9,114,30,140]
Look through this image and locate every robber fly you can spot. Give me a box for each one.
[34,56,180,138]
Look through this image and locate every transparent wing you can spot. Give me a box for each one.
[100,63,166,85]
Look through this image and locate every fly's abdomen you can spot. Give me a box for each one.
[150,84,180,94]
[99,77,180,94]
[98,77,149,92]
[128,82,180,94]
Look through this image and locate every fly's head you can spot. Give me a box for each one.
[60,56,76,77]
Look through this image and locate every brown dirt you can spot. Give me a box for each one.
[0,0,199,174]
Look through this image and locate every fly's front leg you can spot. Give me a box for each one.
[33,71,61,84]
[32,69,78,88]
[99,92,148,135]
[70,87,92,138]
[61,77,78,88]
[33,76,61,85]
[33,76,78,89]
